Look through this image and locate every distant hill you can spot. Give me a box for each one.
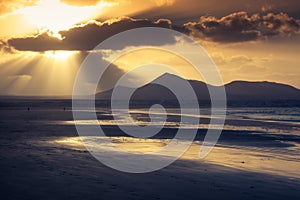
[96,73,300,101]
[225,81,300,100]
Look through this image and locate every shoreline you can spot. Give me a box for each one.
[0,106,299,199]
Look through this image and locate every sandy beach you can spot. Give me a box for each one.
[0,100,299,199]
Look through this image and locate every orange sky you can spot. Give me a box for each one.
[0,0,299,96]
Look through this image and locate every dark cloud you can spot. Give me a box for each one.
[8,17,174,51]
[261,12,300,36]
[0,40,14,53]
[59,17,173,50]
[7,12,300,51]
[184,12,261,42]
[8,32,63,51]
[183,12,300,43]
[132,0,300,24]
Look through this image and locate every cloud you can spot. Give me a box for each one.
[0,40,14,53]
[0,0,37,15]
[261,12,300,36]
[230,55,253,63]
[7,74,32,81]
[211,53,273,78]
[152,0,175,7]
[183,12,300,43]
[212,54,254,65]
[184,12,261,42]
[60,0,101,6]
[8,32,64,51]
[8,17,174,51]
[6,12,300,51]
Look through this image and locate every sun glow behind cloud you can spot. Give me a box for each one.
[17,0,115,36]
[0,0,115,95]
[44,50,76,60]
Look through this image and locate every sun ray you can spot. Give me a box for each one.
[0,50,80,96]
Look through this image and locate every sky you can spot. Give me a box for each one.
[0,0,299,96]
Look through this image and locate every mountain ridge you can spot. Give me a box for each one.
[96,73,300,101]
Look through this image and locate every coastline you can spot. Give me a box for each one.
[0,105,299,199]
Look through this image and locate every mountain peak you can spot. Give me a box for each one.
[153,73,185,82]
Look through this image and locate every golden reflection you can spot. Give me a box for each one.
[51,136,300,178]
[54,136,169,154]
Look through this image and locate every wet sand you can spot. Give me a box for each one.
[0,105,300,199]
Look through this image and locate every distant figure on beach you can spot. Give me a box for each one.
[27,107,30,111]
[63,107,66,111]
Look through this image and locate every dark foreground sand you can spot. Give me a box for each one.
[0,107,299,200]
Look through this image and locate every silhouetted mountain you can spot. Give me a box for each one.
[131,73,211,100]
[96,73,210,100]
[225,81,300,100]
[96,73,300,101]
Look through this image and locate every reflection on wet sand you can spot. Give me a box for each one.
[49,135,300,179]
